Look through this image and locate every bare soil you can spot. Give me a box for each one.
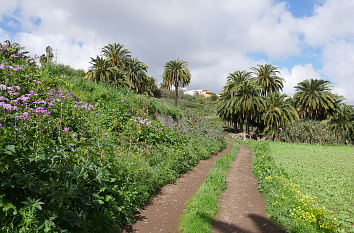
[212,145,283,233]
[124,140,233,233]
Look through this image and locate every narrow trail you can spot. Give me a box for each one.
[212,145,283,233]
[124,139,233,233]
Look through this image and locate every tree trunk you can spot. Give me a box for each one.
[174,83,178,106]
[234,119,237,133]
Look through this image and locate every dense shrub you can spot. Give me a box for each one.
[279,120,345,145]
[0,43,225,232]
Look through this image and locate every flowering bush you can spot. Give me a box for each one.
[0,42,226,232]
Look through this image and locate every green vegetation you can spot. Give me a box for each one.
[0,41,225,232]
[178,142,239,233]
[218,64,353,144]
[269,142,354,233]
[86,43,159,96]
[240,140,353,233]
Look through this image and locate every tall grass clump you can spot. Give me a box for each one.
[0,42,225,232]
[239,140,336,233]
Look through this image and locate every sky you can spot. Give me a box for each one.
[1,0,354,104]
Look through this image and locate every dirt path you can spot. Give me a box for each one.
[212,144,282,233]
[124,140,233,233]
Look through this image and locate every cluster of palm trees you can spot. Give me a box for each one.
[87,43,158,96]
[218,64,353,141]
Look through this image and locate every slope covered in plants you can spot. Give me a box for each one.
[0,42,225,232]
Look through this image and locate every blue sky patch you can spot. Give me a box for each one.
[0,15,22,34]
[279,0,325,18]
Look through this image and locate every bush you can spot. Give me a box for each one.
[279,120,345,145]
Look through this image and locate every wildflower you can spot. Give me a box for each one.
[90,138,94,140]
[63,128,69,133]
[0,64,5,69]
[0,123,2,128]
[0,96,8,101]
[0,84,7,90]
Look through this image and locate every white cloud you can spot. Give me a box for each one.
[322,40,354,103]
[0,0,354,103]
[280,64,321,97]
[300,0,354,46]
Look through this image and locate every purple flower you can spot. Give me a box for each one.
[0,64,5,69]
[18,96,30,102]
[0,84,7,90]
[48,102,54,107]
[63,128,69,133]
[90,138,94,140]
[73,104,78,108]
[0,123,2,128]
[0,96,8,101]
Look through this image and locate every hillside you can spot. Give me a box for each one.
[0,43,225,232]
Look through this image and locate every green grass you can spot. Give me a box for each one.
[269,142,354,233]
[178,142,239,233]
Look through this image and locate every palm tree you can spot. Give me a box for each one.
[262,93,298,140]
[328,104,354,143]
[101,43,131,68]
[227,79,265,134]
[223,70,252,98]
[126,58,149,93]
[86,56,111,82]
[162,59,191,106]
[293,79,336,120]
[218,71,251,132]
[251,64,284,96]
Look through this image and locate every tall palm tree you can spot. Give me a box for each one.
[218,71,251,132]
[251,64,284,96]
[102,43,131,68]
[228,79,265,134]
[86,56,111,82]
[262,93,298,140]
[293,79,336,120]
[162,59,191,106]
[126,58,149,93]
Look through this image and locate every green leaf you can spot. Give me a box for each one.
[4,145,16,155]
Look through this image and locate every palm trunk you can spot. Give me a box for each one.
[174,83,178,106]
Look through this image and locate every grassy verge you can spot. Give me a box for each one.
[178,141,239,233]
[239,140,342,233]
[269,142,354,233]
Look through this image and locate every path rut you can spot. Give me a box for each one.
[212,144,283,233]
[124,140,233,233]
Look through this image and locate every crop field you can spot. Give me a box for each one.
[268,142,354,233]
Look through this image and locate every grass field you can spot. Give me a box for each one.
[268,142,354,233]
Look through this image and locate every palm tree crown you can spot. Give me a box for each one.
[102,43,131,68]
[162,59,191,106]
[294,79,336,120]
[251,64,284,96]
[262,93,298,140]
